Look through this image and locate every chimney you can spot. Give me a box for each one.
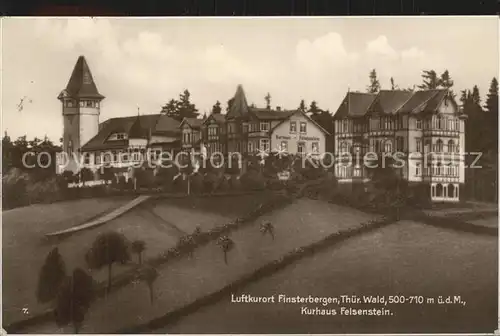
[276,106,281,111]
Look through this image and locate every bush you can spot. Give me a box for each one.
[190,173,204,193]
[2,168,29,209]
[240,171,266,191]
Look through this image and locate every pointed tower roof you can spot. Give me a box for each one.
[227,85,249,119]
[128,115,149,139]
[59,56,105,100]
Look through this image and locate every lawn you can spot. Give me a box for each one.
[19,199,376,333]
[2,192,276,328]
[2,196,134,325]
[163,220,497,334]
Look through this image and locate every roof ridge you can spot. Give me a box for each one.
[393,91,416,114]
[411,90,441,113]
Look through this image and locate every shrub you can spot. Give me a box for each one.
[240,171,266,190]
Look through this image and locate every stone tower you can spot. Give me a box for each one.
[58,56,104,172]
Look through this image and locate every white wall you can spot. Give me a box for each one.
[270,111,326,154]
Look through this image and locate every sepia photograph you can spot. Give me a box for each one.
[1,16,499,334]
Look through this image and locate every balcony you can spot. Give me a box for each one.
[423,129,460,137]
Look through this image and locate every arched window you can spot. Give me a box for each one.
[437,116,444,129]
[435,139,444,152]
[436,184,443,197]
[448,184,455,198]
[448,140,455,153]
[384,140,393,153]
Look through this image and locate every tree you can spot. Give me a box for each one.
[160,99,178,118]
[439,70,454,90]
[367,69,381,93]
[131,240,146,265]
[264,92,271,109]
[418,70,439,90]
[260,220,275,240]
[79,167,94,186]
[308,101,321,116]
[176,89,199,121]
[137,265,159,304]
[367,155,408,217]
[212,100,222,114]
[471,85,481,106]
[216,235,235,264]
[37,247,66,303]
[226,97,235,113]
[298,99,306,112]
[54,268,95,334]
[85,232,130,292]
[484,77,499,152]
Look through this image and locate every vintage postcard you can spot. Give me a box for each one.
[1,16,499,334]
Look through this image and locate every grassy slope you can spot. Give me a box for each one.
[2,197,134,324]
[163,220,497,334]
[2,193,271,326]
[21,199,375,333]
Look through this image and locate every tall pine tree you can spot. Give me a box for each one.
[418,70,440,90]
[176,89,199,121]
[367,69,381,93]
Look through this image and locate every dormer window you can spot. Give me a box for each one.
[108,132,128,141]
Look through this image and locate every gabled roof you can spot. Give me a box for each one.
[203,113,226,125]
[366,90,414,115]
[333,92,377,119]
[334,89,459,119]
[154,114,182,135]
[81,114,180,151]
[226,85,249,119]
[59,56,104,100]
[180,117,204,129]
[249,108,295,120]
[270,109,331,136]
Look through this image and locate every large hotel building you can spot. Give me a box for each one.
[333,89,466,203]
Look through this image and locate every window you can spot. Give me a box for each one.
[84,154,90,165]
[396,137,404,151]
[95,154,101,165]
[86,100,94,108]
[260,122,270,132]
[437,117,444,130]
[297,142,305,153]
[259,139,270,152]
[113,151,118,162]
[448,140,455,153]
[416,162,421,176]
[416,119,422,129]
[384,140,393,153]
[248,141,254,153]
[312,142,319,153]
[280,141,288,152]
[342,120,348,133]
[300,122,307,133]
[79,100,85,107]
[434,139,444,152]
[416,138,422,152]
[243,124,248,133]
[66,100,75,108]
[290,121,297,133]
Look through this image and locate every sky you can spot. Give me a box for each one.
[2,17,499,142]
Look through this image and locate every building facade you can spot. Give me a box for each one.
[333,89,466,202]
